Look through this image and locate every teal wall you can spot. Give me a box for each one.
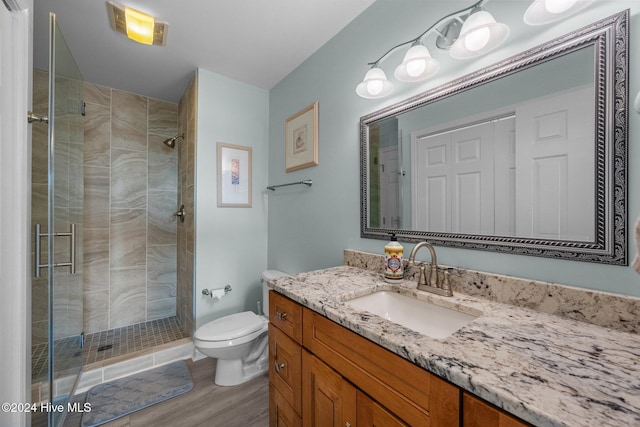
[268,1,640,297]
[195,69,269,327]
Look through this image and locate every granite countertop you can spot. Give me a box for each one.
[269,265,640,427]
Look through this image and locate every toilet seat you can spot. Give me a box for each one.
[194,311,267,348]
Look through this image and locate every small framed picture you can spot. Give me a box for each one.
[217,142,252,207]
[285,102,318,172]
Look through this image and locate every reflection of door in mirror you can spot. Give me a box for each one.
[380,146,400,228]
[410,85,593,241]
[369,118,399,229]
[412,117,511,235]
[515,86,595,241]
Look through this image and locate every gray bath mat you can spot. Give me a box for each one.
[81,360,193,427]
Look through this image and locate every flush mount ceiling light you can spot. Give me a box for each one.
[524,0,596,26]
[107,1,168,46]
[356,0,595,99]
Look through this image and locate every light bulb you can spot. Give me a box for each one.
[406,59,426,77]
[366,80,384,96]
[464,27,491,52]
[544,0,578,14]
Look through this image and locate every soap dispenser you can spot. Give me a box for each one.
[384,233,404,283]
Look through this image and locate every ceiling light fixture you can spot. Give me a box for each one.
[356,0,595,99]
[523,0,595,26]
[107,1,168,46]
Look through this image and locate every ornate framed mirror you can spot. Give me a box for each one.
[360,11,628,265]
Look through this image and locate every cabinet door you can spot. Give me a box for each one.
[357,391,409,427]
[270,324,302,415]
[270,385,302,427]
[302,350,357,427]
[463,393,531,427]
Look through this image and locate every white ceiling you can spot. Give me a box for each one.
[33,0,376,102]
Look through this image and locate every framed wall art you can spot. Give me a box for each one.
[217,142,252,207]
[285,102,318,172]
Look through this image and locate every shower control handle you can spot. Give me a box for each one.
[174,205,186,223]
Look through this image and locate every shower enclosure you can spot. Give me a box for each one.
[31,12,85,426]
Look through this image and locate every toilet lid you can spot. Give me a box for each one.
[194,311,266,342]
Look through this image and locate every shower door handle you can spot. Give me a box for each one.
[35,223,76,277]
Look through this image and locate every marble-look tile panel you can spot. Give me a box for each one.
[31,182,48,228]
[83,81,111,107]
[83,102,111,167]
[83,290,109,334]
[111,89,147,152]
[102,354,154,382]
[186,117,195,188]
[110,266,147,328]
[83,166,110,229]
[184,184,194,252]
[111,148,147,209]
[344,249,640,334]
[148,134,178,192]
[148,98,178,136]
[68,142,84,207]
[32,276,48,324]
[110,208,147,268]
[147,298,177,321]
[147,244,177,301]
[31,123,48,185]
[148,190,177,246]
[83,227,109,292]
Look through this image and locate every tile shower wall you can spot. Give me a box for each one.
[176,74,196,336]
[82,80,178,333]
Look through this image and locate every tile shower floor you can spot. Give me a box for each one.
[32,316,188,383]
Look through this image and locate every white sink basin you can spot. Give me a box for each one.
[346,291,479,339]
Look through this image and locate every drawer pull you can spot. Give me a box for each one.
[346,423,352,427]
[276,311,287,320]
[274,362,286,373]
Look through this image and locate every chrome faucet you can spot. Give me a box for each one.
[407,242,453,297]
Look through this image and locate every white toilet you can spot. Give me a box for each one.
[193,270,288,386]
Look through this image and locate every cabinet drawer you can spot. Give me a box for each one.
[303,308,460,427]
[269,324,302,416]
[270,384,302,427]
[270,291,303,344]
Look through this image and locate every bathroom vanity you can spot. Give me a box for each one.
[267,251,640,427]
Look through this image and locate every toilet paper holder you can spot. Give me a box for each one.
[202,285,232,297]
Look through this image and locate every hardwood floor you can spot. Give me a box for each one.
[61,358,269,427]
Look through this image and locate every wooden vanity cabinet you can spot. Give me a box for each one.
[463,393,531,427]
[269,290,530,427]
[269,291,459,426]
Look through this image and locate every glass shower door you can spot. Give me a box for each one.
[46,12,84,426]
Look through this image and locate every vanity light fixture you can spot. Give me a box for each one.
[356,0,596,99]
[449,8,509,59]
[524,0,596,26]
[356,0,508,99]
[107,1,168,46]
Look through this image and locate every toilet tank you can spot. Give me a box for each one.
[261,270,288,318]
